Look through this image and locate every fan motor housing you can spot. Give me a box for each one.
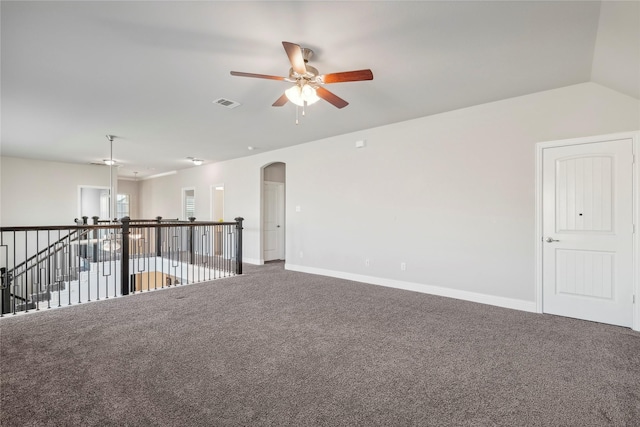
[289,65,319,80]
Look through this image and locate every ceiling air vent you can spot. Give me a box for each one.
[213,98,241,109]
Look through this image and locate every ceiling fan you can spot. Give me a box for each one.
[230,41,373,109]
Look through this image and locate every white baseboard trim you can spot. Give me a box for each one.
[243,258,263,265]
[285,264,537,313]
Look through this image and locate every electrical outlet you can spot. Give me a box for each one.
[365,258,370,267]
[400,262,406,271]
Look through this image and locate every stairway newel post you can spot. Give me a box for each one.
[234,217,244,275]
[121,217,130,296]
[188,217,196,265]
[155,216,162,257]
[92,216,99,262]
[1,267,12,315]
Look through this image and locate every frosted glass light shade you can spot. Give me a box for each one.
[285,84,320,107]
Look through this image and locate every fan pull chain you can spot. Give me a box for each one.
[295,105,299,125]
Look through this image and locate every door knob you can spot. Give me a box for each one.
[545,237,559,243]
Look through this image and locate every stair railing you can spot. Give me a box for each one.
[1,217,244,316]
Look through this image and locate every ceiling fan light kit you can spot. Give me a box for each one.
[230,41,373,121]
[285,83,320,107]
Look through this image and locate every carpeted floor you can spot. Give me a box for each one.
[1,262,639,426]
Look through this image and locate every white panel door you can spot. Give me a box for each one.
[263,182,285,261]
[542,138,634,327]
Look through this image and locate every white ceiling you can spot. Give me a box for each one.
[1,1,638,178]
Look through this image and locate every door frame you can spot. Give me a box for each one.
[260,162,286,265]
[535,131,639,331]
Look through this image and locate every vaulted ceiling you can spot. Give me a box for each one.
[1,1,638,178]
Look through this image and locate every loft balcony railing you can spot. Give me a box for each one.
[0,216,244,316]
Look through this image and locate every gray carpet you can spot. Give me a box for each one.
[1,262,639,426]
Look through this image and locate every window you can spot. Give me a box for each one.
[116,194,130,219]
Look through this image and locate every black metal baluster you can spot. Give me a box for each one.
[86,226,91,302]
[11,232,16,314]
[222,224,226,277]
[0,231,6,316]
[102,229,110,299]
[47,231,51,309]
[143,226,149,291]
[77,227,82,304]
[35,231,39,311]
[152,226,157,290]
[235,217,243,275]
[23,230,29,312]
[121,217,130,296]
[112,228,117,298]
[203,226,209,282]
[56,230,61,308]
[225,224,230,277]
[178,226,183,286]
[66,231,72,306]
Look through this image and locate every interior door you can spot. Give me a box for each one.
[542,138,634,327]
[264,181,285,261]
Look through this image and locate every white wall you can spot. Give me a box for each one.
[4,83,635,308]
[139,82,639,307]
[0,157,110,226]
[80,187,108,219]
[591,1,640,99]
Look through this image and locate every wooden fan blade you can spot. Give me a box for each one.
[230,71,286,81]
[272,93,288,107]
[282,41,307,75]
[320,69,374,84]
[315,87,349,109]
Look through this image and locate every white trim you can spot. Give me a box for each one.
[534,146,544,314]
[243,257,263,265]
[535,131,640,331]
[285,264,537,313]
